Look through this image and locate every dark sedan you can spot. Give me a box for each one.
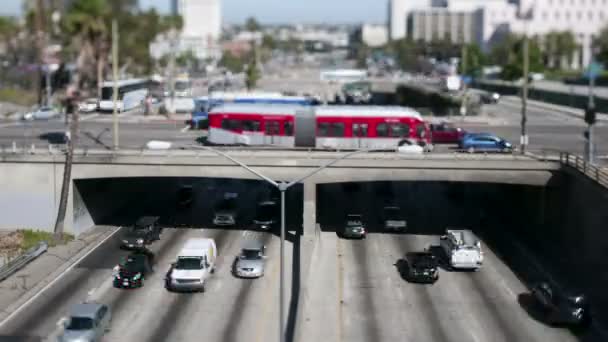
[531,282,591,327]
[400,252,439,284]
[113,253,153,289]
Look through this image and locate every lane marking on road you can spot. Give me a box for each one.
[0,122,23,128]
[79,114,100,122]
[254,237,280,342]
[0,226,122,328]
[180,126,190,133]
[336,237,344,342]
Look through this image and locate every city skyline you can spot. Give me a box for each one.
[0,0,387,24]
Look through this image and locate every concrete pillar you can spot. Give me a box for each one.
[425,13,432,42]
[303,180,317,237]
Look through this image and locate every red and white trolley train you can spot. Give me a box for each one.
[207,104,430,149]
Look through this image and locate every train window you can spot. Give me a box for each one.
[221,119,241,131]
[389,123,407,137]
[376,123,389,137]
[330,123,345,137]
[265,121,280,135]
[352,123,368,137]
[317,122,329,136]
[284,122,294,136]
[416,124,426,138]
[243,120,261,131]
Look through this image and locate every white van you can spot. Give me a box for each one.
[440,229,483,270]
[166,238,217,292]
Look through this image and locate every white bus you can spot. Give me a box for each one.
[98,79,149,112]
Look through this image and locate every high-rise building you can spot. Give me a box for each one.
[388,0,607,68]
[152,0,222,61]
[175,0,221,43]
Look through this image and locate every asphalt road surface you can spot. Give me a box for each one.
[0,97,605,162]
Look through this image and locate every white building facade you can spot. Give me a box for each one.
[361,24,389,47]
[152,0,222,61]
[388,0,608,67]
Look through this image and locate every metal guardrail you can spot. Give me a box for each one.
[560,152,608,188]
[0,241,48,282]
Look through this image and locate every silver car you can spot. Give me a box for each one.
[58,303,111,342]
[234,243,266,278]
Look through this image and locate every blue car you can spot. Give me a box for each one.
[459,133,513,153]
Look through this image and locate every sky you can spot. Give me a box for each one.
[1,0,387,24]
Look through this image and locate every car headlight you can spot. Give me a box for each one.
[504,142,512,147]
[136,238,144,244]
[122,240,128,244]
[133,273,142,280]
[572,308,583,317]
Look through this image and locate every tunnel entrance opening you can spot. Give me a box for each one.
[74,177,303,235]
[317,179,608,336]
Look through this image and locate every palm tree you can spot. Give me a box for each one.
[62,0,109,96]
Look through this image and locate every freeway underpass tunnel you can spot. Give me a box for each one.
[317,181,541,234]
[74,177,303,234]
[317,180,608,334]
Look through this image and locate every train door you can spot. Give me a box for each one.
[264,120,280,145]
[352,121,369,148]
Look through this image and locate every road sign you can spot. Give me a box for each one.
[584,62,604,80]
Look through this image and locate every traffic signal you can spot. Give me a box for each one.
[585,104,597,125]
[583,130,589,140]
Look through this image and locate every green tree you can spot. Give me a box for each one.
[262,34,276,50]
[245,48,260,90]
[219,51,245,73]
[460,43,486,77]
[62,0,109,93]
[245,17,261,31]
[594,25,608,65]
[496,35,544,81]
[544,31,577,69]
[0,16,19,63]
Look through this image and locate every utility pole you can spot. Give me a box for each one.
[520,35,529,154]
[35,0,46,106]
[168,30,177,116]
[585,50,599,163]
[112,20,119,150]
[460,44,468,118]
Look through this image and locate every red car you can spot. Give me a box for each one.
[430,122,466,144]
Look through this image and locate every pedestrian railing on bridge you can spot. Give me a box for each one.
[559,152,608,189]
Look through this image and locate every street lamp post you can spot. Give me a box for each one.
[188,145,375,342]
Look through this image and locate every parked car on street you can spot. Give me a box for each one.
[399,251,439,284]
[531,282,591,327]
[430,122,466,144]
[233,242,266,278]
[112,252,153,288]
[58,303,111,342]
[253,200,278,230]
[459,133,513,153]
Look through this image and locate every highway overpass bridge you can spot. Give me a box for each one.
[1,148,608,340]
[0,149,564,235]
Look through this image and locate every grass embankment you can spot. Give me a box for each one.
[0,88,37,107]
[21,230,74,250]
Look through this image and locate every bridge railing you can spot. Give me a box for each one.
[559,152,608,188]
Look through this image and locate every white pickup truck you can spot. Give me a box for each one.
[440,229,483,270]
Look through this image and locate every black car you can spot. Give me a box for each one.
[177,185,194,207]
[253,201,278,230]
[531,282,591,326]
[340,214,366,239]
[400,252,439,284]
[113,253,153,288]
[121,216,161,249]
